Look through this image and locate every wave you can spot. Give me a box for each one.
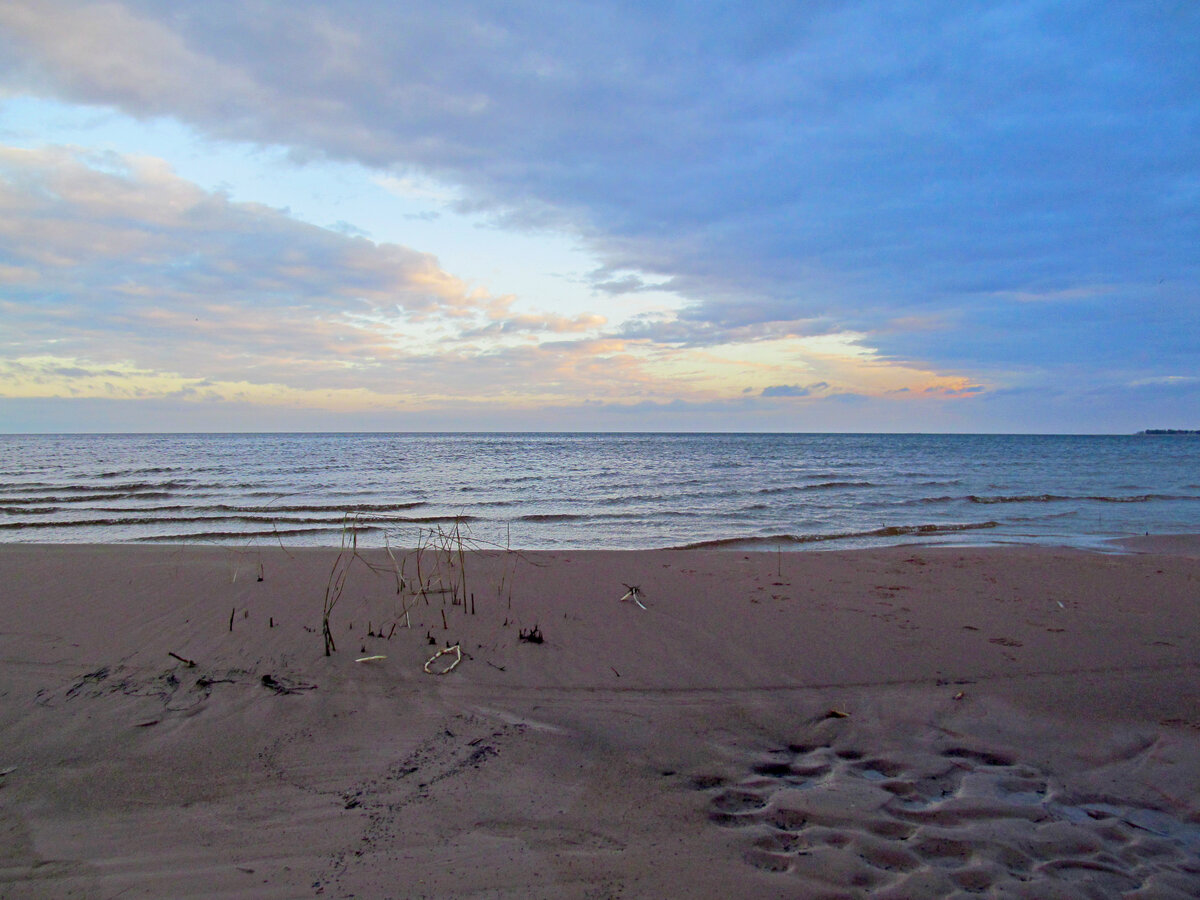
[0,514,308,531]
[518,511,704,524]
[1,506,60,516]
[756,481,874,495]
[97,467,180,478]
[0,511,474,531]
[596,494,669,505]
[138,526,359,542]
[967,493,1191,504]
[497,475,542,485]
[0,500,428,517]
[243,501,426,514]
[0,481,193,496]
[0,491,178,504]
[672,520,1000,550]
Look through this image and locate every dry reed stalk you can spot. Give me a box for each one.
[316,512,513,658]
[321,514,361,656]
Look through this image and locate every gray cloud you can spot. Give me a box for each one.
[762,385,808,398]
[616,314,842,348]
[591,274,652,296]
[761,382,829,398]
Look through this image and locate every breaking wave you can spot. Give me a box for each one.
[672,521,1001,550]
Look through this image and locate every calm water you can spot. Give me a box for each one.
[0,433,1196,551]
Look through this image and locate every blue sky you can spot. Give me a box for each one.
[0,0,1196,432]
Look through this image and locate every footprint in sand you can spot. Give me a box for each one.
[693,738,1200,895]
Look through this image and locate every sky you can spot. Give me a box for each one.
[0,1,1197,433]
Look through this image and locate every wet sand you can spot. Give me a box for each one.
[1,539,1198,897]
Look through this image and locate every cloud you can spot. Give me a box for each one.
[591,274,651,295]
[616,315,842,348]
[0,146,1002,417]
[0,146,540,394]
[761,382,828,398]
[1,1,1197,429]
[1127,375,1200,389]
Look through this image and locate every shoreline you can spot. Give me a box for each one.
[5,529,1200,554]
[2,542,1198,896]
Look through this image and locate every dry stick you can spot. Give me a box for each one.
[441,608,448,630]
[415,539,428,605]
[383,533,411,628]
[321,516,355,656]
[271,517,295,558]
[456,519,468,614]
[168,651,197,667]
[229,607,236,632]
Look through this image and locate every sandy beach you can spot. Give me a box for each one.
[1,539,1198,898]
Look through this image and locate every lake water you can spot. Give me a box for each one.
[0,433,1196,550]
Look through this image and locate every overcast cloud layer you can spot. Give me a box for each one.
[0,0,1197,431]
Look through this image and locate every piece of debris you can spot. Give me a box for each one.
[195,674,237,689]
[518,625,544,644]
[424,644,462,675]
[168,651,197,667]
[261,674,317,695]
[825,708,850,719]
[619,584,647,609]
[355,655,387,663]
[953,691,965,701]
